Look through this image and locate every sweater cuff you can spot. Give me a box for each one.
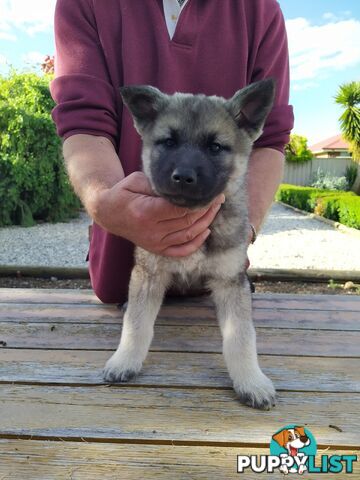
[50,73,119,150]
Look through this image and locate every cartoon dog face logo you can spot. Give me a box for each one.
[272,426,311,456]
[272,426,311,474]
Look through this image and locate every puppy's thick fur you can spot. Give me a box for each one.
[103,80,276,409]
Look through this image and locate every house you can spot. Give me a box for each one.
[283,134,355,185]
[309,134,351,158]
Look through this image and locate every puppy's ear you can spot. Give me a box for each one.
[120,85,169,133]
[294,426,306,437]
[272,429,287,448]
[226,79,275,140]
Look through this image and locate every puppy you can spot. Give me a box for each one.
[103,80,276,409]
[272,427,311,474]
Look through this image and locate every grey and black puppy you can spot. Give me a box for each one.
[103,80,276,410]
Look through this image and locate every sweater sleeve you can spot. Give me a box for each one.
[50,0,119,149]
[251,1,294,153]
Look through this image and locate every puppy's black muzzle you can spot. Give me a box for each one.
[152,146,221,207]
[171,166,198,189]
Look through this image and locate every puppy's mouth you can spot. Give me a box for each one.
[290,446,298,456]
[160,192,216,209]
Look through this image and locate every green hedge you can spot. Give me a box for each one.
[276,184,360,229]
[319,195,360,229]
[0,71,81,227]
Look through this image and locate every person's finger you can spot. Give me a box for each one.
[123,172,193,217]
[161,202,221,247]
[124,172,226,221]
[160,228,211,258]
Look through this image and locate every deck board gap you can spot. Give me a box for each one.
[0,380,357,394]
[0,433,358,450]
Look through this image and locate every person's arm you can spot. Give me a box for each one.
[245,1,293,241]
[50,0,120,150]
[63,134,224,257]
[250,1,294,154]
[62,134,125,219]
[52,1,224,258]
[247,147,284,235]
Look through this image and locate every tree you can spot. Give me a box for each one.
[41,55,55,75]
[335,81,360,193]
[285,134,313,163]
[0,70,80,226]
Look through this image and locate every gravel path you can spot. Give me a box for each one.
[0,203,359,271]
[248,203,360,271]
[0,211,90,268]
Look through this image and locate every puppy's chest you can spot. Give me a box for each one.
[136,243,246,283]
[135,205,248,280]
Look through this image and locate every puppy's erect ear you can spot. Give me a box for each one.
[272,429,288,448]
[226,79,275,140]
[120,85,169,133]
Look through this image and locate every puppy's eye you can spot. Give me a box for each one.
[164,138,176,148]
[209,142,223,154]
[157,138,177,148]
[208,142,231,154]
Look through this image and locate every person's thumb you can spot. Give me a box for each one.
[121,171,157,197]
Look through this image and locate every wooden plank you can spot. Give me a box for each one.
[0,303,121,323]
[0,288,100,305]
[253,295,360,312]
[0,322,359,356]
[164,293,360,311]
[0,440,358,480]
[0,385,358,446]
[0,349,359,393]
[1,303,360,331]
[1,288,360,311]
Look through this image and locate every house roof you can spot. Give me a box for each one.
[310,134,350,152]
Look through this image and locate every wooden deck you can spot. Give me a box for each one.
[0,288,359,479]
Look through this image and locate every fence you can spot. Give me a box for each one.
[282,157,356,186]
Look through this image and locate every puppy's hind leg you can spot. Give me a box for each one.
[209,274,276,410]
[103,265,170,383]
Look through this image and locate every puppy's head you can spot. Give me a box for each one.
[121,80,275,208]
[272,427,310,450]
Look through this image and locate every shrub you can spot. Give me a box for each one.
[0,70,81,227]
[338,196,360,228]
[318,195,360,228]
[285,134,313,164]
[311,167,349,191]
[275,184,343,212]
[276,184,360,229]
[345,163,358,189]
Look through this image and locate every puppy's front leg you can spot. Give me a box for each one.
[209,274,276,410]
[103,265,170,383]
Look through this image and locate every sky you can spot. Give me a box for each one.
[0,0,359,145]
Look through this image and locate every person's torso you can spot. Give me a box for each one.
[91,0,274,171]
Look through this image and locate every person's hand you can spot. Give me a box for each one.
[92,172,225,257]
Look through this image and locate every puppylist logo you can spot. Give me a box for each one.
[237,424,358,475]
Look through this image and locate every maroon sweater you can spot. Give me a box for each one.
[51,0,294,303]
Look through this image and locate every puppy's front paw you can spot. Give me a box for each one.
[103,352,142,383]
[233,371,276,410]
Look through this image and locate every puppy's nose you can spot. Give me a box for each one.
[300,435,308,443]
[171,167,197,186]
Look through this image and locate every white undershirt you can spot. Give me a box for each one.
[162,0,190,39]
